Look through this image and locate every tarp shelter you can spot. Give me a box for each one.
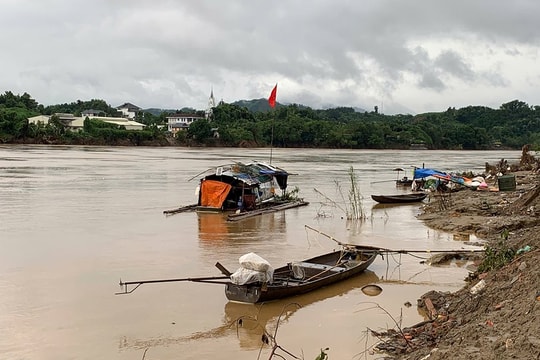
[413,168,447,179]
[195,161,290,211]
[199,180,232,208]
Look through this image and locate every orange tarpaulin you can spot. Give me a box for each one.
[200,180,232,208]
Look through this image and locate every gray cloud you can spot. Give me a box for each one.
[1,0,539,114]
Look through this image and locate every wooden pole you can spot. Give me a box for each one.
[116,275,230,295]
[270,111,274,165]
[304,225,484,254]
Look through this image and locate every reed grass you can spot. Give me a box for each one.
[333,166,365,220]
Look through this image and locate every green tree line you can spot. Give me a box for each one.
[191,100,540,150]
[0,91,169,145]
[1,90,539,149]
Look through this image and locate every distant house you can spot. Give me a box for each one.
[90,116,145,131]
[27,115,50,125]
[116,103,141,119]
[55,113,77,127]
[28,113,76,126]
[27,114,146,131]
[166,113,204,134]
[82,109,105,117]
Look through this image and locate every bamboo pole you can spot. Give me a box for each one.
[304,225,484,254]
[116,275,230,295]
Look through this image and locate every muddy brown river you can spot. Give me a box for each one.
[0,145,520,359]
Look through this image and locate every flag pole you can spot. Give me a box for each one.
[268,83,277,165]
[270,117,274,165]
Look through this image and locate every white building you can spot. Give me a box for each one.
[165,89,217,134]
[116,103,141,119]
[27,114,146,131]
[27,115,50,125]
[166,113,204,133]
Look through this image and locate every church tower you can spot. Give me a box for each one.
[205,88,216,120]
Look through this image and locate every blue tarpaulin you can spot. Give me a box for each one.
[413,168,447,179]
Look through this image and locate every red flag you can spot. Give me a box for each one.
[268,84,277,108]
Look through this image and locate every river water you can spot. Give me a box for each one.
[0,145,520,360]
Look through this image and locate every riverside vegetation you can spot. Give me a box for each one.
[1,91,540,150]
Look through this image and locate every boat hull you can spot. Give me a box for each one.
[224,246,378,303]
[396,179,413,187]
[371,193,427,204]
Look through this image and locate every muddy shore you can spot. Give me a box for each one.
[377,168,540,359]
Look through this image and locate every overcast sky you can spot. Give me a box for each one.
[2,0,539,115]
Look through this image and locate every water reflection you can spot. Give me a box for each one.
[370,202,428,211]
[197,212,230,242]
[223,270,380,348]
[197,211,287,246]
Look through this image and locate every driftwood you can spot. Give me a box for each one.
[519,144,539,169]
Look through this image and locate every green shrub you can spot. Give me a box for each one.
[477,229,515,273]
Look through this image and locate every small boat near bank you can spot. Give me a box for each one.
[371,193,428,204]
[225,245,379,303]
[396,177,414,187]
[116,245,379,304]
[393,167,414,187]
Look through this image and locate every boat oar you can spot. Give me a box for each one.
[305,224,346,246]
[305,225,380,252]
[116,275,230,295]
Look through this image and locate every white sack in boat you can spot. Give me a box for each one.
[238,252,271,272]
[230,252,274,285]
[230,267,274,285]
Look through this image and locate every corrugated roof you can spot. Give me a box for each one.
[204,161,288,186]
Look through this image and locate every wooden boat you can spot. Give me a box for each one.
[371,193,427,204]
[396,177,413,187]
[116,245,379,304]
[393,168,413,187]
[224,245,379,303]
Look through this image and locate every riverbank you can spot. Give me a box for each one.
[379,168,540,359]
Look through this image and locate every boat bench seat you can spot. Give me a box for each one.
[294,262,344,273]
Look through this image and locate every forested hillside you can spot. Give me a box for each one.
[1,91,538,150]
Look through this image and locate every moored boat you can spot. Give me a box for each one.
[396,177,414,187]
[224,245,379,303]
[117,245,380,304]
[393,167,415,187]
[371,193,428,204]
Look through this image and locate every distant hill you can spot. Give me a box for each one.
[144,100,367,115]
[143,108,172,116]
[143,100,280,115]
[231,98,278,112]
[231,99,367,113]
[352,106,368,113]
[142,107,195,116]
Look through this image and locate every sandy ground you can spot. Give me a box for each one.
[376,169,540,359]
